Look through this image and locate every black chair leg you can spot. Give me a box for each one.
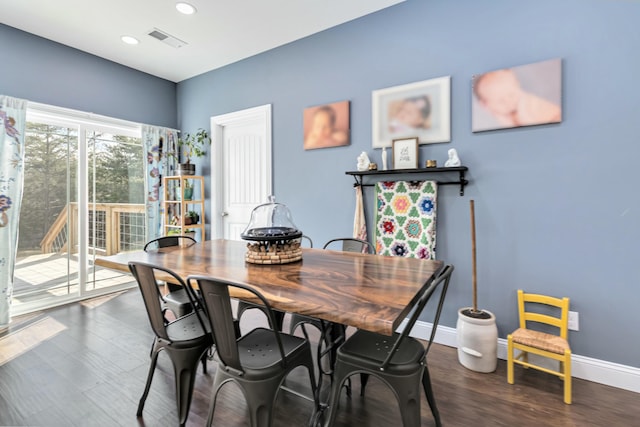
[172,346,209,427]
[359,373,370,396]
[421,365,442,427]
[138,350,160,417]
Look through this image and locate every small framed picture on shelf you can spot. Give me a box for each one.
[392,137,419,169]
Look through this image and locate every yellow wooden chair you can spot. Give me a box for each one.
[507,290,572,404]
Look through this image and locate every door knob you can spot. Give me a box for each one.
[221,211,228,217]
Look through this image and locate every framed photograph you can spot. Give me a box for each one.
[303,100,350,150]
[472,58,562,132]
[392,137,419,169]
[372,76,451,148]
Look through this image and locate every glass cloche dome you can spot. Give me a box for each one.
[241,197,304,264]
[241,196,302,242]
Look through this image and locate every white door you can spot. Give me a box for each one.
[210,105,272,240]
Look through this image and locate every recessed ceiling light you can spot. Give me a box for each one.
[121,35,139,45]
[176,2,197,15]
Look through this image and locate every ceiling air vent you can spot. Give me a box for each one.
[147,28,187,48]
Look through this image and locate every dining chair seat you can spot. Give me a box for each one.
[236,327,312,377]
[163,288,195,318]
[338,329,426,373]
[165,310,210,344]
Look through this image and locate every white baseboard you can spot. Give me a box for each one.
[406,320,640,394]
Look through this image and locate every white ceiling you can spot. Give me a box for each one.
[1,0,404,83]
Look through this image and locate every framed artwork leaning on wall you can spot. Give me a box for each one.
[392,137,419,169]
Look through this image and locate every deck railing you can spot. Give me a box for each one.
[40,202,146,256]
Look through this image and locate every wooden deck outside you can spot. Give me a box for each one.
[13,252,135,308]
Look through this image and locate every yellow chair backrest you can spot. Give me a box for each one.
[518,290,570,340]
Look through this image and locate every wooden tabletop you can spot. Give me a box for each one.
[94,239,444,336]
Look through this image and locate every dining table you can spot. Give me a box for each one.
[94,238,444,336]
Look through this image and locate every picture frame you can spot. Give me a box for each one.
[303,100,350,150]
[372,76,451,148]
[391,137,419,169]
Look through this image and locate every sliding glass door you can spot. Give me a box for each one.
[13,112,144,314]
[86,130,145,292]
[14,122,80,309]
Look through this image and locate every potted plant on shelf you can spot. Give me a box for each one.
[456,199,498,373]
[173,128,211,176]
[184,210,199,225]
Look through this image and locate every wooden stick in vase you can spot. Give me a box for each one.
[470,199,478,312]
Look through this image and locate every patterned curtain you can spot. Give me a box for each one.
[374,180,438,259]
[0,95,27,327]
[142,126,178,243]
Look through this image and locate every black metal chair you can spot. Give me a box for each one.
[322,264,454,427]
[289,238,374,391]
[236,235,313,332]
[128,261,212,427]
[191,275,320,427]
[321,237,373,254]
[144,235,197,319]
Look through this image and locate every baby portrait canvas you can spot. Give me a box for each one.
[303,100,350,150]
[472,58,562,132]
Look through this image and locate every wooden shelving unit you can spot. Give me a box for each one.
[163,175,205,241]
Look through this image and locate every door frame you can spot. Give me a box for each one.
[210,104,272,239]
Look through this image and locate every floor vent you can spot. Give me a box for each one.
[147,28,187,48]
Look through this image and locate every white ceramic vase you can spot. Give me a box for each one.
[456,307,498,373]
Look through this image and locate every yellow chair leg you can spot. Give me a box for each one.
[564,351,572,404]
[507,335,514,384]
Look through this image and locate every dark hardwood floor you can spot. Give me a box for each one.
[0,288,637,426]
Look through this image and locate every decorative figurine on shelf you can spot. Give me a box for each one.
[381,147,388,171]
[368,162,378,170]
[357,152,371,171]
[444,148,461,167]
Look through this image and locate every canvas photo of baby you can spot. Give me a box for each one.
[472,58,562,132]
[303,100,350,150]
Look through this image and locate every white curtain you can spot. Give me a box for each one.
[142,126,178,243]
[0,95,27,327]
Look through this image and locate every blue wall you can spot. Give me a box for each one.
[0,24,177,127]
[2,0,638,367]
[178,0,640,366]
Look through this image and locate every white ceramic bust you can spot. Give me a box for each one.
[357,151,371,171]
[444,148,461,167]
